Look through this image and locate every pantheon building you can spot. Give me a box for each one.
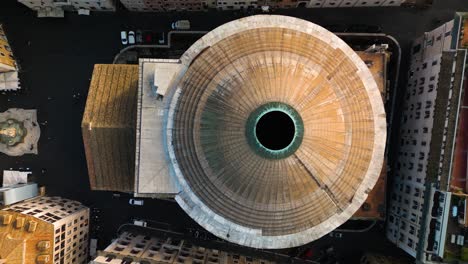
[82,15,387,249]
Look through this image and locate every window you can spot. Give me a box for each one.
[114,246,124,252]
[424,111,431,119]
[426,37,434,46]
[417,163,423,172]
[408,238,414,247]
[130,249,140,254]
[428,84,435,92]
[419,152,425,160]
[426,101,432,109]
[413,44,421,54]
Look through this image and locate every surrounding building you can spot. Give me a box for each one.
[0,108,40,156]
[81,64,139,193]
[0,196,90,263]
[0,170,38,206]
[15,0,431,13]
[360,252,411,264]
[0,25,16,73]
[120,0,206,12]
[307,0,405,8]
[17,0,115,17]
[215,0,258,10]
[0,182,38,206]
[0,24,19,91]
[118,0,427,12]
[90,231,275,264]
[386,12,468,263]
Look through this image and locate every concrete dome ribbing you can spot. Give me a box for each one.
[165,15,386,249]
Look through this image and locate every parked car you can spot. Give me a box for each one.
[172,20,190,30]
[158,32,165,44]
[133,219,147,227]
[77,9,90,15]
[143,31,153,44]
[128,31,136,45]
[329,232,343,238]
[129,198,144,206]
[452,205,458,217]
[120,31,128,45]
[136,30,143,44]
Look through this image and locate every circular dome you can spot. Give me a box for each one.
[165,15,386,249]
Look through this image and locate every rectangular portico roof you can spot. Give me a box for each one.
[134,58,182,197]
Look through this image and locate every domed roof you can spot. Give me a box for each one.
[165,15,386,249]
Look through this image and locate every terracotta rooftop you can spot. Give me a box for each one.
[82,64,138,192]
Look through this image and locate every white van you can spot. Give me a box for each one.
[172,20,191,30]
[133,219,147,227]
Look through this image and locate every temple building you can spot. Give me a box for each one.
[81,64,138,193]
[83,15,389,249]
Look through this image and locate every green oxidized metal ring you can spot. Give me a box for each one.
[245,102,304,159]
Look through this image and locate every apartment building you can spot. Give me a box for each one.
[308,0,404,8]
[119,0,205,12]
[118,0,422,11]
[90,231,275,264]
[0,196,90,264]
[17,0,115,17]
[0,24,19,91]
[386,12,468,262]
[216,0,258,10]
[360,252,411,264]
[0,25,15,73]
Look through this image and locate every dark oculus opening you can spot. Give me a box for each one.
[255,111,295,151]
